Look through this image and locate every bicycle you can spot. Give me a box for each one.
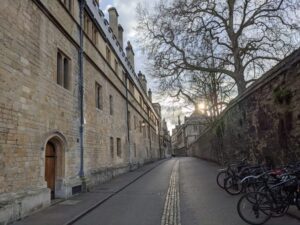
[237,172,300,225]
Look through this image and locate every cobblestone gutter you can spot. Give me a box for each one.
[161,160,181,225]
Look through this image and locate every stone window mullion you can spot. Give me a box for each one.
[57,50,71,90]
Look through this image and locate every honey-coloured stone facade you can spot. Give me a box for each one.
[0,0,162,223]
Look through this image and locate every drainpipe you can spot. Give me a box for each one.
[125,75,131,168]
[78,0,86,191]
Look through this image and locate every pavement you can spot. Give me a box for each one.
[288,207,300,221]
[179,157,300,225]
[12,157,300,225]
[13,159,168,225]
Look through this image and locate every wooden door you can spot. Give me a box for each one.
[45,142,56,199]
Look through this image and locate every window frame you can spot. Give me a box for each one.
[116,138,121,157]
[122,71,126,83]
[56,49,71,90]
[128,80,134,94]
[92,25,98,45]
[128,111,131,130]
[134,143,137,157]
[61,0,73,14]
[109,95,113,115]
[95,82,103,110]
[106,46,111,64]
[110,137,114,158]
[114,59,119,74]
[134,115,137,130]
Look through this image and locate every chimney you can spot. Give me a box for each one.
[108,7,119,38]
[118,24,124,49]
[138,71,147,93]
[126,41,135,69]
[148,88,152,102]
[153,103,161,117]
[163,119,167,129]
[142,75,147,93]
[138,71,143,81]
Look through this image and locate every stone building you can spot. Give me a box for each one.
[171,111,208,156]
[159,119,172,158]
[184,110,208,148]
[171,117,186,156]
[0,0,162,223]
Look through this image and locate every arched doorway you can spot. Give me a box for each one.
[45,142,56,199]
[44,133,66,199]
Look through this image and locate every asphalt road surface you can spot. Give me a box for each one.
[73,157,300,225]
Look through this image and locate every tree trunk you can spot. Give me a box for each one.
[236,73,247,94]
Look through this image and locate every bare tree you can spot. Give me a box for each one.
[162,70,234,122]
[156,32,235,122]
[192,72,235,120]
[137,0,300,94]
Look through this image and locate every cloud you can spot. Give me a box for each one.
[104,4,113,11]
[101,0,149,73]
[153,95,195,132]
[100,0,191,130]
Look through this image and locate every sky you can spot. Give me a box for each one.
[100,0,146,72]
[99,0,194,133]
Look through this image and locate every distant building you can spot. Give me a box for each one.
[171,111,208,156]
[160,119,172,158]
[171,116,186,156]
[184,110,208,148]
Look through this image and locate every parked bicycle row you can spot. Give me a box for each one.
[216,159,300,225]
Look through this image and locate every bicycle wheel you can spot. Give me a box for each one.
[216,171,228,189]
[269,188,290,217]
[224,175,243,195]
[237,192,272,225]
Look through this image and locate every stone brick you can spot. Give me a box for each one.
[0,0,162,223]
[188,49,300,166]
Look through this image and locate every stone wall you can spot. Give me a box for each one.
[0,0,161,224]
[187,49,300,166]
[0,0,81,192]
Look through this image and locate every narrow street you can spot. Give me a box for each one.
[72,158,299,225]
[73,159,173,225]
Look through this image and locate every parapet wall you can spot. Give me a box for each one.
[187,49,300,166]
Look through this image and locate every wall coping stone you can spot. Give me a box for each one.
[195,47,300,142]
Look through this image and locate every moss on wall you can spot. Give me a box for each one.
[188,52,300,165]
